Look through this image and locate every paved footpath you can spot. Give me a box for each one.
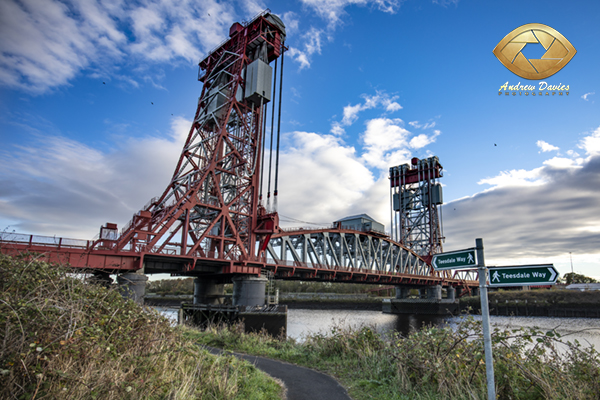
[204,346,352,400]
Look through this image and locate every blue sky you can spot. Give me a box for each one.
[1,0,599,279]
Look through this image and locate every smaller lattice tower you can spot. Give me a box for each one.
[389,156,444,258]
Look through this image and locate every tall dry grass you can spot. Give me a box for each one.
[0,254,281,400]
[192,316,600,400]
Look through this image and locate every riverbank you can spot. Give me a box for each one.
[460,290,600,318]
[188,316,600,400]
[0,255,282,400]
[146,294,384,310]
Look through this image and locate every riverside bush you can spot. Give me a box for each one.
[0,254,282,400]
[192,316,600,400]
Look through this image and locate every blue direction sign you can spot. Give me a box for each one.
[432,248,477,271]
[488,265,558,286]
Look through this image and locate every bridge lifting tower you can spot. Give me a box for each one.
[102,11,286,275]
[389,156,444,260]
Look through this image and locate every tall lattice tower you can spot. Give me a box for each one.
[389,156,444,259]
[107,11,286,269]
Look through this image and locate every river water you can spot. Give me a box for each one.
[157,307,600,349]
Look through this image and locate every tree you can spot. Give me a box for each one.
[562,272,598,285]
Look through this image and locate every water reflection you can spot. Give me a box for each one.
[287,309,449,340]
[286,309,600,349]
[156,306,600,349]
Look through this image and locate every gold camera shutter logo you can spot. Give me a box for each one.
[493,23,576,80]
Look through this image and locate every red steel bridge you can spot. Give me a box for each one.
[0,11,477,293]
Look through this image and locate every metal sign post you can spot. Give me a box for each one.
[476,238,496,400]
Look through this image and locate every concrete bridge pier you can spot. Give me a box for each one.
[426,285,442,301]
[194,278,225,305]
[232,275,267,306]
[446,286,456,301]
[395,286,412,299]
[383,284,459,316]
[117,272,148,304]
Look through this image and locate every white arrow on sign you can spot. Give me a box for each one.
[548,266,557,282]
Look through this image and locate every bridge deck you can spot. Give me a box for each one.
[0,232,478,287]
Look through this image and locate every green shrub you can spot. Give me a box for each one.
[0,254,282,400]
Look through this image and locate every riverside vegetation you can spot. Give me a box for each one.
[4,253,599,400]
[190,317,600,400]
[0,254,282,400]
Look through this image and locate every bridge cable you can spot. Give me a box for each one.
[266,58,278,210]
[259,90,268,201]
[273,47,284,211]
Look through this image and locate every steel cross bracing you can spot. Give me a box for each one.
[92,11,286,268]
[261,228,477,285]
[390,157,444,259]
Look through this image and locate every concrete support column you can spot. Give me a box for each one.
[117,273,148,304]
[232,275,267,306]
[471,287,479,297]
[426,285,442,301]
[446,286,456,301]
[193,278,225,305]
[395,286,411,299]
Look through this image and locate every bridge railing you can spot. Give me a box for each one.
[278,225,388,237]
[0,232,91,250]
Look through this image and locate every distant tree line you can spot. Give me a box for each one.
[146,278,387,296]
[561,272,598,285]
[147,278,194,295]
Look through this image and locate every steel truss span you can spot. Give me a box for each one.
[263,228,477,286]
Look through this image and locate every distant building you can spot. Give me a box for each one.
[566,283,600,291]
[334,214,385,235]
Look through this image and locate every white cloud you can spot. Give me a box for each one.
[444,153,600,266]
[342,103,364,126]
[478,167,546,188]
[0,0,237,93]
[287,27,325,70]
[432,0,459,7]
[579,126,600,156]
[299,0,403,27]
[581,92,595,101]
[360,118,411,169]
[330,91,402,134]
[444,126,600,276]
[409,130,440,149]
[282,11,300,34]
[536,140,559,153]
[409,120,436,130]
[0,117,189,237]
[276,131,376,224]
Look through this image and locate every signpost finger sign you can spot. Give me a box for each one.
[488,265,558,286]
[432,248,477,270]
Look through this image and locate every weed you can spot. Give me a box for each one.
[0,254,282,400]
[190,315,600,400]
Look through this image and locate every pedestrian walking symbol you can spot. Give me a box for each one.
[467,253,474,264]
[492,270,500,282]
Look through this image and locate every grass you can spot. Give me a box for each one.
[187,316,600,400]
[0,254,282,400]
